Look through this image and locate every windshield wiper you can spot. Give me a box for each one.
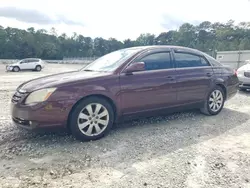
[83,69,95,72]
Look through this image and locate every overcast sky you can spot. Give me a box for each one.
[0,0,250,40]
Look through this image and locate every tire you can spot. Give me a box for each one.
[13,66,20,72]
[69,97,115,141]
[200,86,225,116]
[35,65,42,71]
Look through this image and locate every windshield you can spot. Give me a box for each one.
[81,48,142,72]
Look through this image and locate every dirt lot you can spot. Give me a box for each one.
[0,64,250,188]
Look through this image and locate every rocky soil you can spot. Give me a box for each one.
[0,64,249,188]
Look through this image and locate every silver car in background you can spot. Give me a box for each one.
[237,60,250,91]
[6,58,45,72]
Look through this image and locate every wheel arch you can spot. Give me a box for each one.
[215,83,227,99]
[66,94,117,131]
[13,66,20,70]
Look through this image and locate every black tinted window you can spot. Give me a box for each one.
[27,59,39,63]
[140,52,171,71]
[175,53,210,68]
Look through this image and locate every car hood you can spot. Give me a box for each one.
[8,63,19,66]
[17,70,111,92]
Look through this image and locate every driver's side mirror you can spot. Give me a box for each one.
[124,62,145,74]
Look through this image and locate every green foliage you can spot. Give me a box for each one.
[1,20,250,60]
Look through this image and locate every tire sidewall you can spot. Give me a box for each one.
[206,86,225,115]
[36,65,41,71]
[69,97,114,141]
[13,66,20,72]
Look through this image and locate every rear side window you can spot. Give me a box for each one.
[175,53,210,68]
[205,55,222,67]
[139,52,172,71]
[28,59,39,63]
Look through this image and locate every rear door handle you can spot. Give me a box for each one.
[206,73,213,77]
[166,76,175,81]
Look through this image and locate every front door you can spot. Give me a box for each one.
[119,51,177,115]
[173,51,214,104]
[19,59,30,70]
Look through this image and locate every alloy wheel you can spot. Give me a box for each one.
[14,67,19,72]
[77,103,109,136]
[36,66,41,71]
[209,90,223,112]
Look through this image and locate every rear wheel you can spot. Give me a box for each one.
[13,66,20,72]
[69,97,114,141]
[35,65,42,71]
[200,86,225,115]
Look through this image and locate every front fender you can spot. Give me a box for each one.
[48,83,121,118]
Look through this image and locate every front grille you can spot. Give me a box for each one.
[244,72,250,78]
[11,90,26,104]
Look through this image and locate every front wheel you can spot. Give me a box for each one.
[69,97,114,141]
[200,86,225,115]
[13,66,20,72]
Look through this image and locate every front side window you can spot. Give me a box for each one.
[175,53,210,68]
[139,52,172,71]
[20,59,28,64]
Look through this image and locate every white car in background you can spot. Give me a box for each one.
[237,60,250,91]
[6,58,45,72]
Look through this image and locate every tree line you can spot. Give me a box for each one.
[0,20,250,60]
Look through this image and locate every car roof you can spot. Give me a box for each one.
[21,58,41,60]
[124,45,204,56]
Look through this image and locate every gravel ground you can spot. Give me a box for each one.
[0,64,250,188]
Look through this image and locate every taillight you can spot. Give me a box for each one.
[234,69,238,76]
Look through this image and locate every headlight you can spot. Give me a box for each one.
[25,88,57,104]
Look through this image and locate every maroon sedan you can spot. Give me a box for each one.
[11,46,239,141]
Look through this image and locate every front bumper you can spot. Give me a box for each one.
[11,101,69,130]
[12,116,38,130]
[6,65,13,71]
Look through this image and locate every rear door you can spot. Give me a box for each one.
[119,49,177,114]
[173,50,214,104]
[28,59,39,69]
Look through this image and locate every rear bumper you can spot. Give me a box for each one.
[226,82,239,100]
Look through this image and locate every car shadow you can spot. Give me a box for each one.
[238,89,250,96]
[0,108,249,178]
